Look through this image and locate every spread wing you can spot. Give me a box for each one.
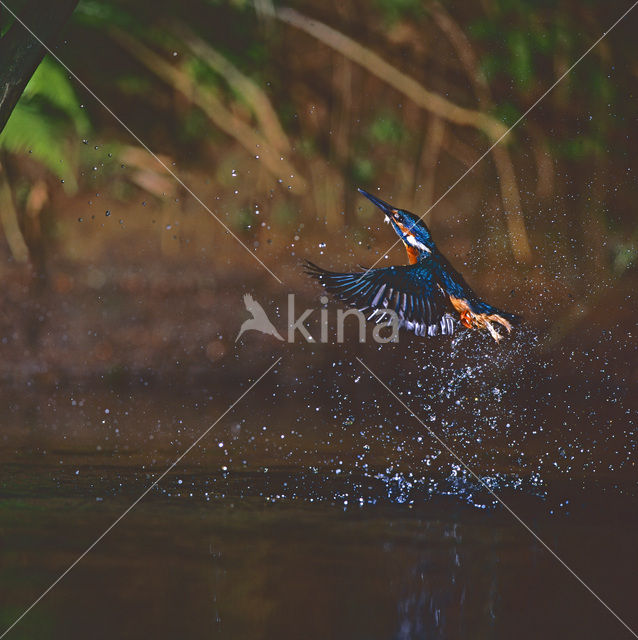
[304,260,456,336]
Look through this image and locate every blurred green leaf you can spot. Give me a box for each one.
[351,157,374,183]
[588,67,615,107]
[374,0,423,22]
[21,57,90,136]
[273,202,297,225]
[468,18,498,40]
[492,102,522,127]
[506,31,533,88]
[180,108,208,142]
[0,102,76,188]
[479,53,504,81]
[529,19,552,55]
[297,137,316,158]
[74,0,137,29]
[115,74,154,96]
[234,206,253,231]
[612,242,637,275]
[551,136,604,160]
[0,57,90,192]
[369,114,405,145]
[186,57,222,88]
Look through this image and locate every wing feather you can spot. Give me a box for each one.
[304,260,456,337]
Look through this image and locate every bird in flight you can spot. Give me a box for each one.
[305,188,520,342]
[236,293,284,342]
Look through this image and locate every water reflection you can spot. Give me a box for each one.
[1,308,637,638]
[1,492,637,639]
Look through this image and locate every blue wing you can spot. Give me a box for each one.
[304,260,456,337]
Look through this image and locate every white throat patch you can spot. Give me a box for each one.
[405,233,430,253]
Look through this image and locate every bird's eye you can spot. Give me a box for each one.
[393,212,401,220]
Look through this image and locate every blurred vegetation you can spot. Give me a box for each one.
[0,0,636,284]
[0,57,90,190]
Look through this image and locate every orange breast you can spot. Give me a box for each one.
[395,221,420,264]
[404,245,420,264]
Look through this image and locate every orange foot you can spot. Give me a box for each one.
[459,310,474,329]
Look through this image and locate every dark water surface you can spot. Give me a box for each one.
[1,323,637,639]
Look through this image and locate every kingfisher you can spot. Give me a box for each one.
[305,188,520,342]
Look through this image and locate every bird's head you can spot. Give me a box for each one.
[358,188,435,259]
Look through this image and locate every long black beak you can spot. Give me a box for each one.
[357,188,396,216]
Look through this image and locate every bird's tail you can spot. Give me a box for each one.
[474,301,521,325]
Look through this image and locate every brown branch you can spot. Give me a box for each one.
[119,145,178,199]
[110,29,306,194]
[172,23,291,154]
[430,2,532,262]
[429,3,491,105]
[415,115,445,210]
[442,130,481,168]
[0,0,79,134]
[525,122,554,201]
[330,54,354,225]
[331,56,352,162]
[490,151,533,262]
[0,161,29,262]
[274,6,531,261]
[274,7,508,141]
